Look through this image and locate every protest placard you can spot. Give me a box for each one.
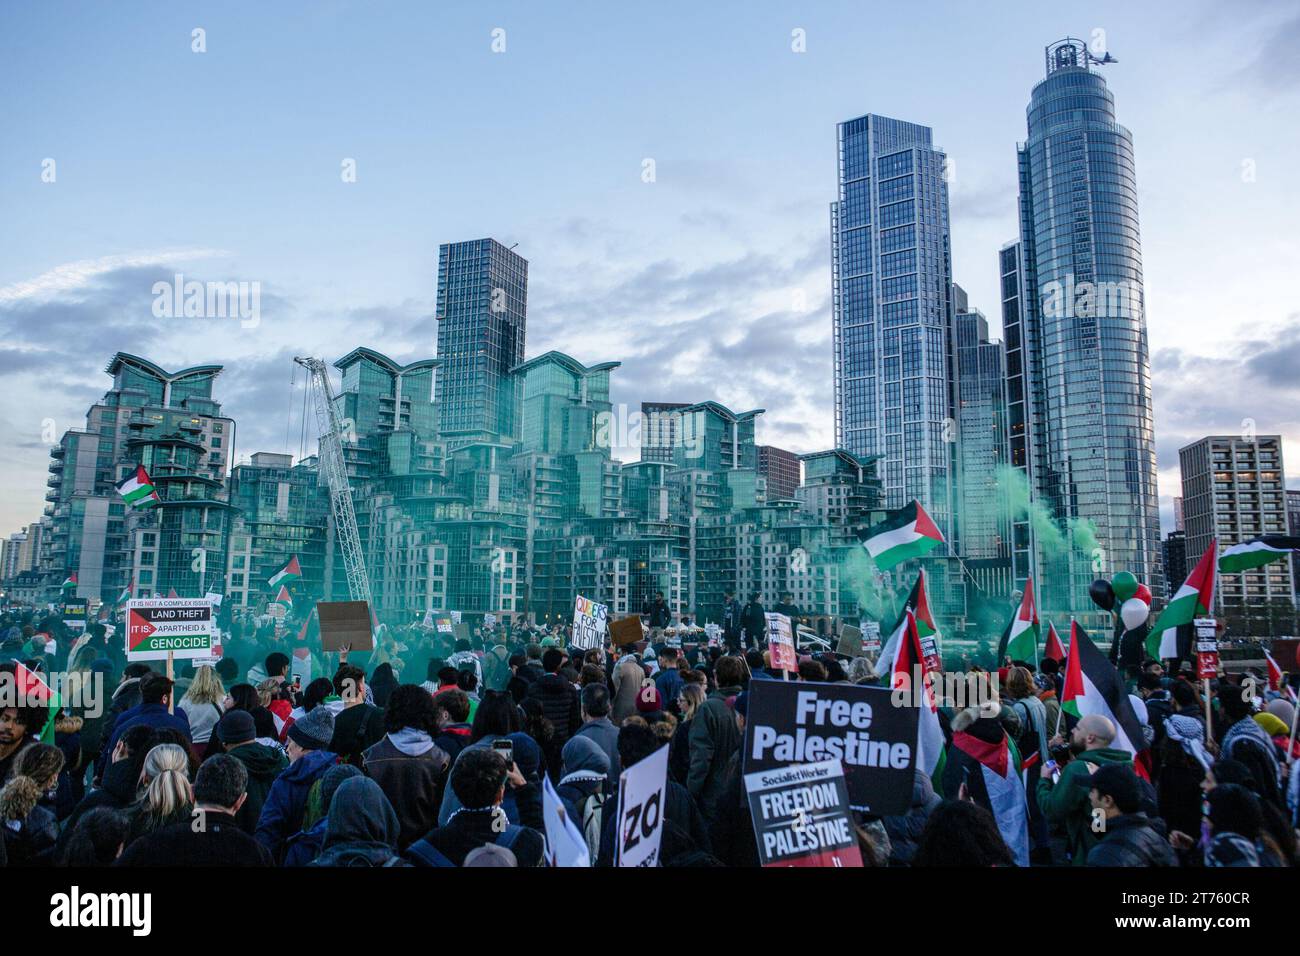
[743,679,918,815]
[765,612,797,673]
[572,595,609,650]
[836,624,864,658]
[1195,617,1218,679]
[317,601,374,651]
[61,599,88,634]
[609,615,643,648]
[542,775,590,868]
[744,759,863,867]
[616,741,669,867]
[126,598,214,662]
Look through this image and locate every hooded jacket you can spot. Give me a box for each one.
[525,672,582,747]
[556,735,609,859]
[255,748,339,860]
[1036,746,1133,865]
[362,731,449,849]
[308,777,409,867]
[226,741,289,834]
[686,686,742,819]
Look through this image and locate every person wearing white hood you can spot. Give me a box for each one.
[361,684,450,849]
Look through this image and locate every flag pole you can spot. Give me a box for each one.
[1287,684,1300,767]
[166,650,175,715]
[1203,676,1213,747]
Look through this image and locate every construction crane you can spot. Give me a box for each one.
[294,356,372,605]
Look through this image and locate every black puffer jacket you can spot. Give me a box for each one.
[1086,813,1179,867]
[883,770,942,865]
[525,673,581,747]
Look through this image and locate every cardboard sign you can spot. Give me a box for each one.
[572,595,609,650]
[765,612,797,672]
[484,613,497,629]
[126,598,214,662]
[316,600,375,651]
[836,624,864,659]
[743,679,918,815]
[616,742,669,867]
[744,759,863,868]
[609,615,643,648]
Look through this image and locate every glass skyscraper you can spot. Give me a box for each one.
[831,113,955,543]
[435,238,528,447]
[1011,38,1162,616]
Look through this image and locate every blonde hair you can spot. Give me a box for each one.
[138,743,193,826]
[679,682,706,718]
[183,665,225,706]
[256,679,278,707]
[0,743,65,822]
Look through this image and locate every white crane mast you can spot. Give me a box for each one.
[294,356,372,605]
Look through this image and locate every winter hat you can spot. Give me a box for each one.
[288,705,336,750]
[216,709,256,744]
[636,682,662,713]
[1266,698,1295,730]
[1254,712,1289,738]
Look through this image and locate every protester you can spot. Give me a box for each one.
[125,743,194,845]
[1085,764,1177,866]
[575,683,621,794]
[524,646,581,775]
[179,665,226,756]
[941,706,1029,866]
[913,800,1014,867]
[407,748,545,867]
[1036,713,1134,865]
[555,735,609,864]
[255,706,338,861]
[611,646,646,723]
[1203,783,1286,867]
[308,776,409,867]
[432,688,473,760]
[741,592,766,650]
[882,770,942,866]
[118,755,273,866]
[59,807,128,866]
[103,674,192,757]
[328,664,385,767]
[362,683,450,848]
[0,742,64,865]
[282,763,363,866]
[686,655,744,821]
[213,709,289,834]
[1217,683,1282,807]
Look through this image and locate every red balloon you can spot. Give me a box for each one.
[1134,583,1151,605]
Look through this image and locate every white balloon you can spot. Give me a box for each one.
[1120,597,1149,632]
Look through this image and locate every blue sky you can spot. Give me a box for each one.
[2,0,1298,536]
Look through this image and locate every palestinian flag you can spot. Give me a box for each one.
[1043,621,1066,663]
[268,555,302,589]
[272,585,293,610]
[877,570,941,675]
[7,663,60,744]
[116,579,134,606]
[1062,621,1147,762]
[950,729,1029,866]
[115,464,160,509]
[1218,536,1300,574]
[856,500,945,571]
[887,610,944,777]
[999,578,1040,664]
[61,572,77,590]
[1148,538,1216,658]
[166,588,179,599]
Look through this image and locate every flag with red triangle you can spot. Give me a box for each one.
[268,555,302,589]
[61,572,77,590]
[1044,621,1066,663]
[116,579,134,606]
[877,570,941,676]
[1063,621,1148,769]
[856,500,945,571]
[1148,539,1216,658]
[998,578,1040,664]
[886,610,944,777]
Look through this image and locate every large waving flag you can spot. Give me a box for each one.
[1148,538,1216,658]
[115,464,161,510]
[272,585,294,611]
[268,555,302,589]
[998,578,1040,664]
[888,610,944,778]
[856,500,945,571]
[1063,621,1147,763]
[115,579,134,606]
[1218,536,1300,574]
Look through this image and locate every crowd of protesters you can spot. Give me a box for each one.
[1,592,1297,868]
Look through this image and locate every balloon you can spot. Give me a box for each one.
[1133,583,1151,606]
[1111,571,1139,603]
[1120,597,1149,632]
[1088,579,1116,612]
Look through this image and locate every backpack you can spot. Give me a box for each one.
[405,825,526,867]
[576,791,606,863]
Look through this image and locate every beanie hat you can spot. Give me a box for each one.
[288,706,336,750]
[636,682,662,713]
[216,709,256,744]
[1254,712,1289,738]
